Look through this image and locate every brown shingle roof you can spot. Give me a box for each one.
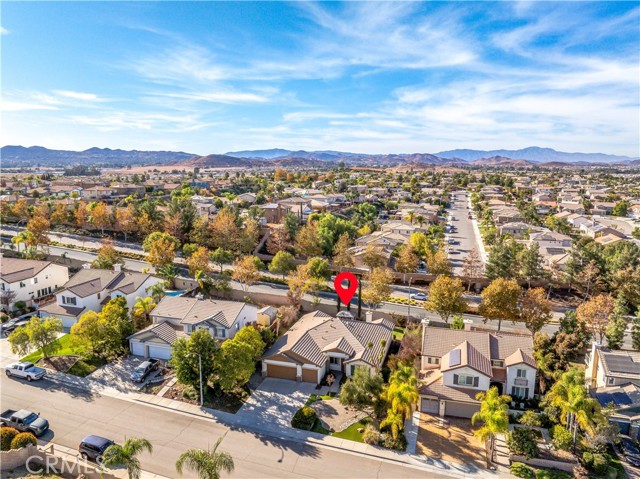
[505,348,537,368]
[0,258,52,283]
[441,340,493,377]
[151,296,248,328]
[62,269,155,298]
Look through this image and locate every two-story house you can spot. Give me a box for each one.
[128,296,258,360]
[0,257,69,312]
[39,266,162,328]
[419,328,537,418]
[262,311,393,384]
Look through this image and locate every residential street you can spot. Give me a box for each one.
[0,374,451,479]
[447,191,485,277]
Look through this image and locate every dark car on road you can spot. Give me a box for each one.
[130,358,160,383]
[1,317,30,335]
[620,437,640,467]
[79,435,114,462]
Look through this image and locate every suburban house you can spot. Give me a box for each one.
[261,311,393,384]
[128,296,257,360]
[419,327,537,418]
[0,257,69,312]
[39,266,163,328]
[587,343,640,439]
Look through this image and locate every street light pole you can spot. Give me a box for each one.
[198,353,203,407]
[408,277,412,321]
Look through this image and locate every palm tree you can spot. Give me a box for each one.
[132,296,156,330]
[384,364,419,420]
[380,408,404,440]
[406,211,415,224]
[471,387,510,467]
[102,437,153,479]
[156,263,177,288]
[146,282,166,303]
[176,438,234,479]
[544,368,600,452]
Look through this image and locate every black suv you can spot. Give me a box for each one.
[79,435,114,462]
[130,358,160,383]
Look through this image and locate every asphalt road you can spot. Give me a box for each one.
[0,375,445,479]
[446,192,483,277]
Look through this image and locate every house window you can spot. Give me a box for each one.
[607,377,614,385]
[455,375,477,387]
[19,282,25,288]
[516,369,527,378]
[491,360,504,367]
[511,387,529,399]
[329,357,341,365]
[220,330,226,338]
[427,357,440,365]
[33,277,38,284]
[62,296,77,305]
[350,365,356,376]
[97,293,101,300]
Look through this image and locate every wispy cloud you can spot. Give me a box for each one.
[0,26,9,35]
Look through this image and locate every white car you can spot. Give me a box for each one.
[410,293,427,301]
[5,362,46,381]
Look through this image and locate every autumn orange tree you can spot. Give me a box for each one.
[294,221,323,258]
[577,294,615,343]
[147,237,177,269]
[75,201,89,228]
[519,288,552,335]
[187,246,212,277]
[116,205,137,241]
[424,275,467,323]
[90,202,112,234]
[209,208,241,252]
[478,278,521,332]
[232,255,264,293]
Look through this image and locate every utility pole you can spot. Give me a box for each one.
[198,353,203,407]
[357,274,362,320]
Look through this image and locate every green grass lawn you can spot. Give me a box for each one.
[21,334,87,363]
[66,356,107,377]
[332,418,371,442]
[392,327,405,340]
[311,420,331,435]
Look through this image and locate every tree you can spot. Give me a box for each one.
[209,248,233,274]
[209,208,241,252]
[26,215,50,251]
[362,267,394,310]
[306,257,331,281]
[577,294,615,343]
[187,246,212,277]
[605,299,628,350]
[472,387,511,467]
[577,260,605,299]
[519,288,552,335]
[116,205,137,241]
[332,232,354,270]
[485,237,520,280]
[71,311,103,354]
[282,212,300,239]
[612,200,630,217]
[424,275,466,323]
[75,201,89,228]
[215,339,254,393]
[91,202,112,234]
[132,296,156,331]
[233,326,266,362]
[268,251,296,278]
[462,249,484,291]
[92,238,124,270]
[102,437,153,479]
[362,244,387,270]
[266,227,291,255]
[287,264,311,309]
[426,249,451,276]
[339,366,384,414]
[231,255,263,292]
[146,282,166,303]
[239,219,260,254]
[175,438,234,479]
[383,364,419,422]
[395,245,419,282]
[632,313,640,351]
[50,203,69,226]
[8,317,63,359]
[294,221,323,258]
[99,297,134,358]
[148,237,177,269]
[478,278,521,332]
[142,232,180,252]
[171,329,219,399]
[518,243,546,287]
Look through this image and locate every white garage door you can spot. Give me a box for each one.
[130,340,145,357]
[147,344,172,360]
[421,398,439,414]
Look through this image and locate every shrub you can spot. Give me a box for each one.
[507,427,540,459]
[1,427,19,451]
[381,432,407,451]
[10,432,37,449]
[551,425,572,451]
[535,468,572,479]
[592,453,609,476]
[15,301,26,310]
[572,465,589,479]
[510,462,535,479]
[519,410,542,427]
[291,406,317,430]
[362,424,381,445]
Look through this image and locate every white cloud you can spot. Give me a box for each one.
[53,90,107,102]
[0,100,58,112]
[0,26,8,35]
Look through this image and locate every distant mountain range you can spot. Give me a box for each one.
[2,145,637,168]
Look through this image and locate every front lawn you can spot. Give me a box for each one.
[332,418,371,442]
[21,334,86,363]
[66,356,107,377]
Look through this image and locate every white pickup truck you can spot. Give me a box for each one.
[5,362,46,381]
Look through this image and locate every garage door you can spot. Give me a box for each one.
[267,363,297,380]
[147,344,172,360]
[445,401,480,418]
[301,368,318,383]
[130,340,145,357]
[421,398,439,414]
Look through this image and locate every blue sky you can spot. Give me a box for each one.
[2,1,639,156]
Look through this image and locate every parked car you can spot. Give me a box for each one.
[130,358,160,383]
[448,238,457,245]
[410,293,427,301]
[620,437,640,466]
[5,362,46,381]
[79,435,114,462]
[1,317,30,335]
[0,408,49,436]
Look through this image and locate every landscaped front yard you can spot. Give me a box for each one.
[21,334,106,377]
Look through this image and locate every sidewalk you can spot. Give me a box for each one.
[468,197,489,264]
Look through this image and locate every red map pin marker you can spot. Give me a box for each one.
[334,272,358,306]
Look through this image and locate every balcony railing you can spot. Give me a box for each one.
[514,378,528,386]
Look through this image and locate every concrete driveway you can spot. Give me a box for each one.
[0,337,20,368]
[235,378,320,434]
[88,355,162,394]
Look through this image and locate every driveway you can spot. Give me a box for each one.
[235,378,320,434]
[88,355,162,394]
[0,337,20,368]
[416,413,487,473]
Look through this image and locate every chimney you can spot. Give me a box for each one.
[365,311,373,322]
[586,341,601,389]
[82,263,92,269]
[113,263,122,272]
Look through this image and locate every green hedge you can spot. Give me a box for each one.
[291,406,317,430]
